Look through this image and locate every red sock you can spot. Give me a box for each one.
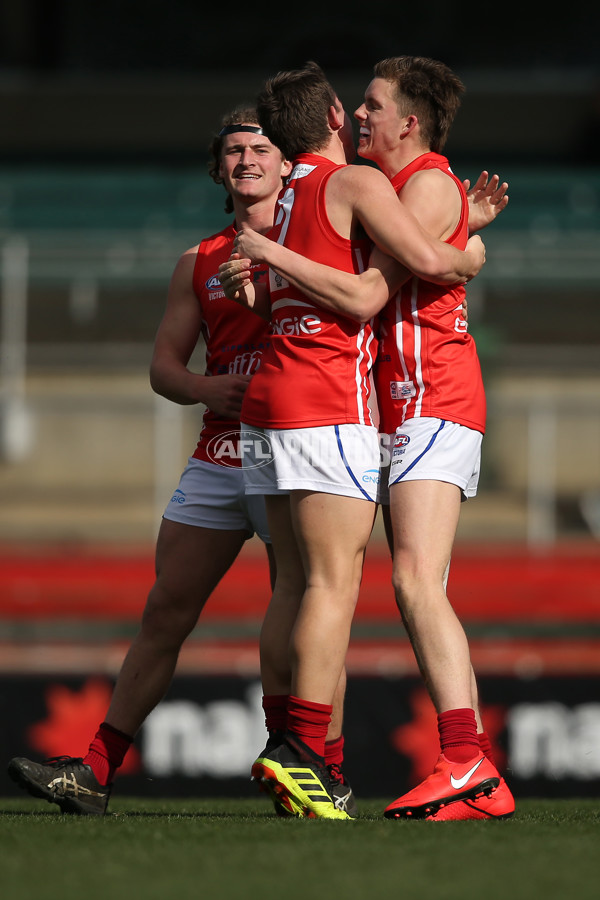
[478,730,496,766]
[287,695,331,760]
[325,735,344,768]
[83,722,133,785]
[262,694,288,734]
[438,708,480,763]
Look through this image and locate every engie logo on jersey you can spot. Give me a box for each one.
[271,313,322,336]
[206,430,273,468]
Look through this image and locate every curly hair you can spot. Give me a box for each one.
[373,56,464,152]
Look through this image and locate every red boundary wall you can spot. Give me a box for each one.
[0,541,598,623]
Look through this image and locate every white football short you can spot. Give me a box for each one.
[163,456,270,541]
[379,417,482,504]
[240,423,382,502]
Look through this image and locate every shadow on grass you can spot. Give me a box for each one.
[0,807,277,820]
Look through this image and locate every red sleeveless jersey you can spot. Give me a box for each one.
[374,152,486,435]
[191,224,271,465]
[241,154,375,429]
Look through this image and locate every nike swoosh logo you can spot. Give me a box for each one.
[450,757,485,790]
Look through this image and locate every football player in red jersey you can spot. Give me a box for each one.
[219,62,488,820]
[221,58,514,821]
[7,107,355,817]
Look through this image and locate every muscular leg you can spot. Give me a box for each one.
[259,494,348,739]
[105,518,249,736]
[383,498,482,727]
[290,490,376,706]
[389,480,473,714]
[259,495,306,696]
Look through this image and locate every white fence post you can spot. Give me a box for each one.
[527,394,557,546]
[0,237,34,461]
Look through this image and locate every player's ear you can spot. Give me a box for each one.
[402,114,419,137]
[328,101,344,131]
[281,158,293,178]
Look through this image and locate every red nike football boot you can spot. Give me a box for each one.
[425,776,515,821]
[384,752,500,819]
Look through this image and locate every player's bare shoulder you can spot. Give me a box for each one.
[402,167,459,203]
[176,244,201,271]
[401,169,461,237]
[332,162,388,196]
[165,244,200,298]
[327,164,394,222]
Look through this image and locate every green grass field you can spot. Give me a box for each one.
[2,796,599,900]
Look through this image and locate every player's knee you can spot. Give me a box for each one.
[141,584,199,645]
[391,560,442,614]
[391,560,418,604]
[392,546,450,589]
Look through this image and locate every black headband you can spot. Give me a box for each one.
[218,124,264,136]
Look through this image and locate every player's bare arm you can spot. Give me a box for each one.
[464,171,509,232]
[399,168,463,240]
[222,224,404,323]
[150,246,251,419]
[340,165,485,284]
[398,170,474,321]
